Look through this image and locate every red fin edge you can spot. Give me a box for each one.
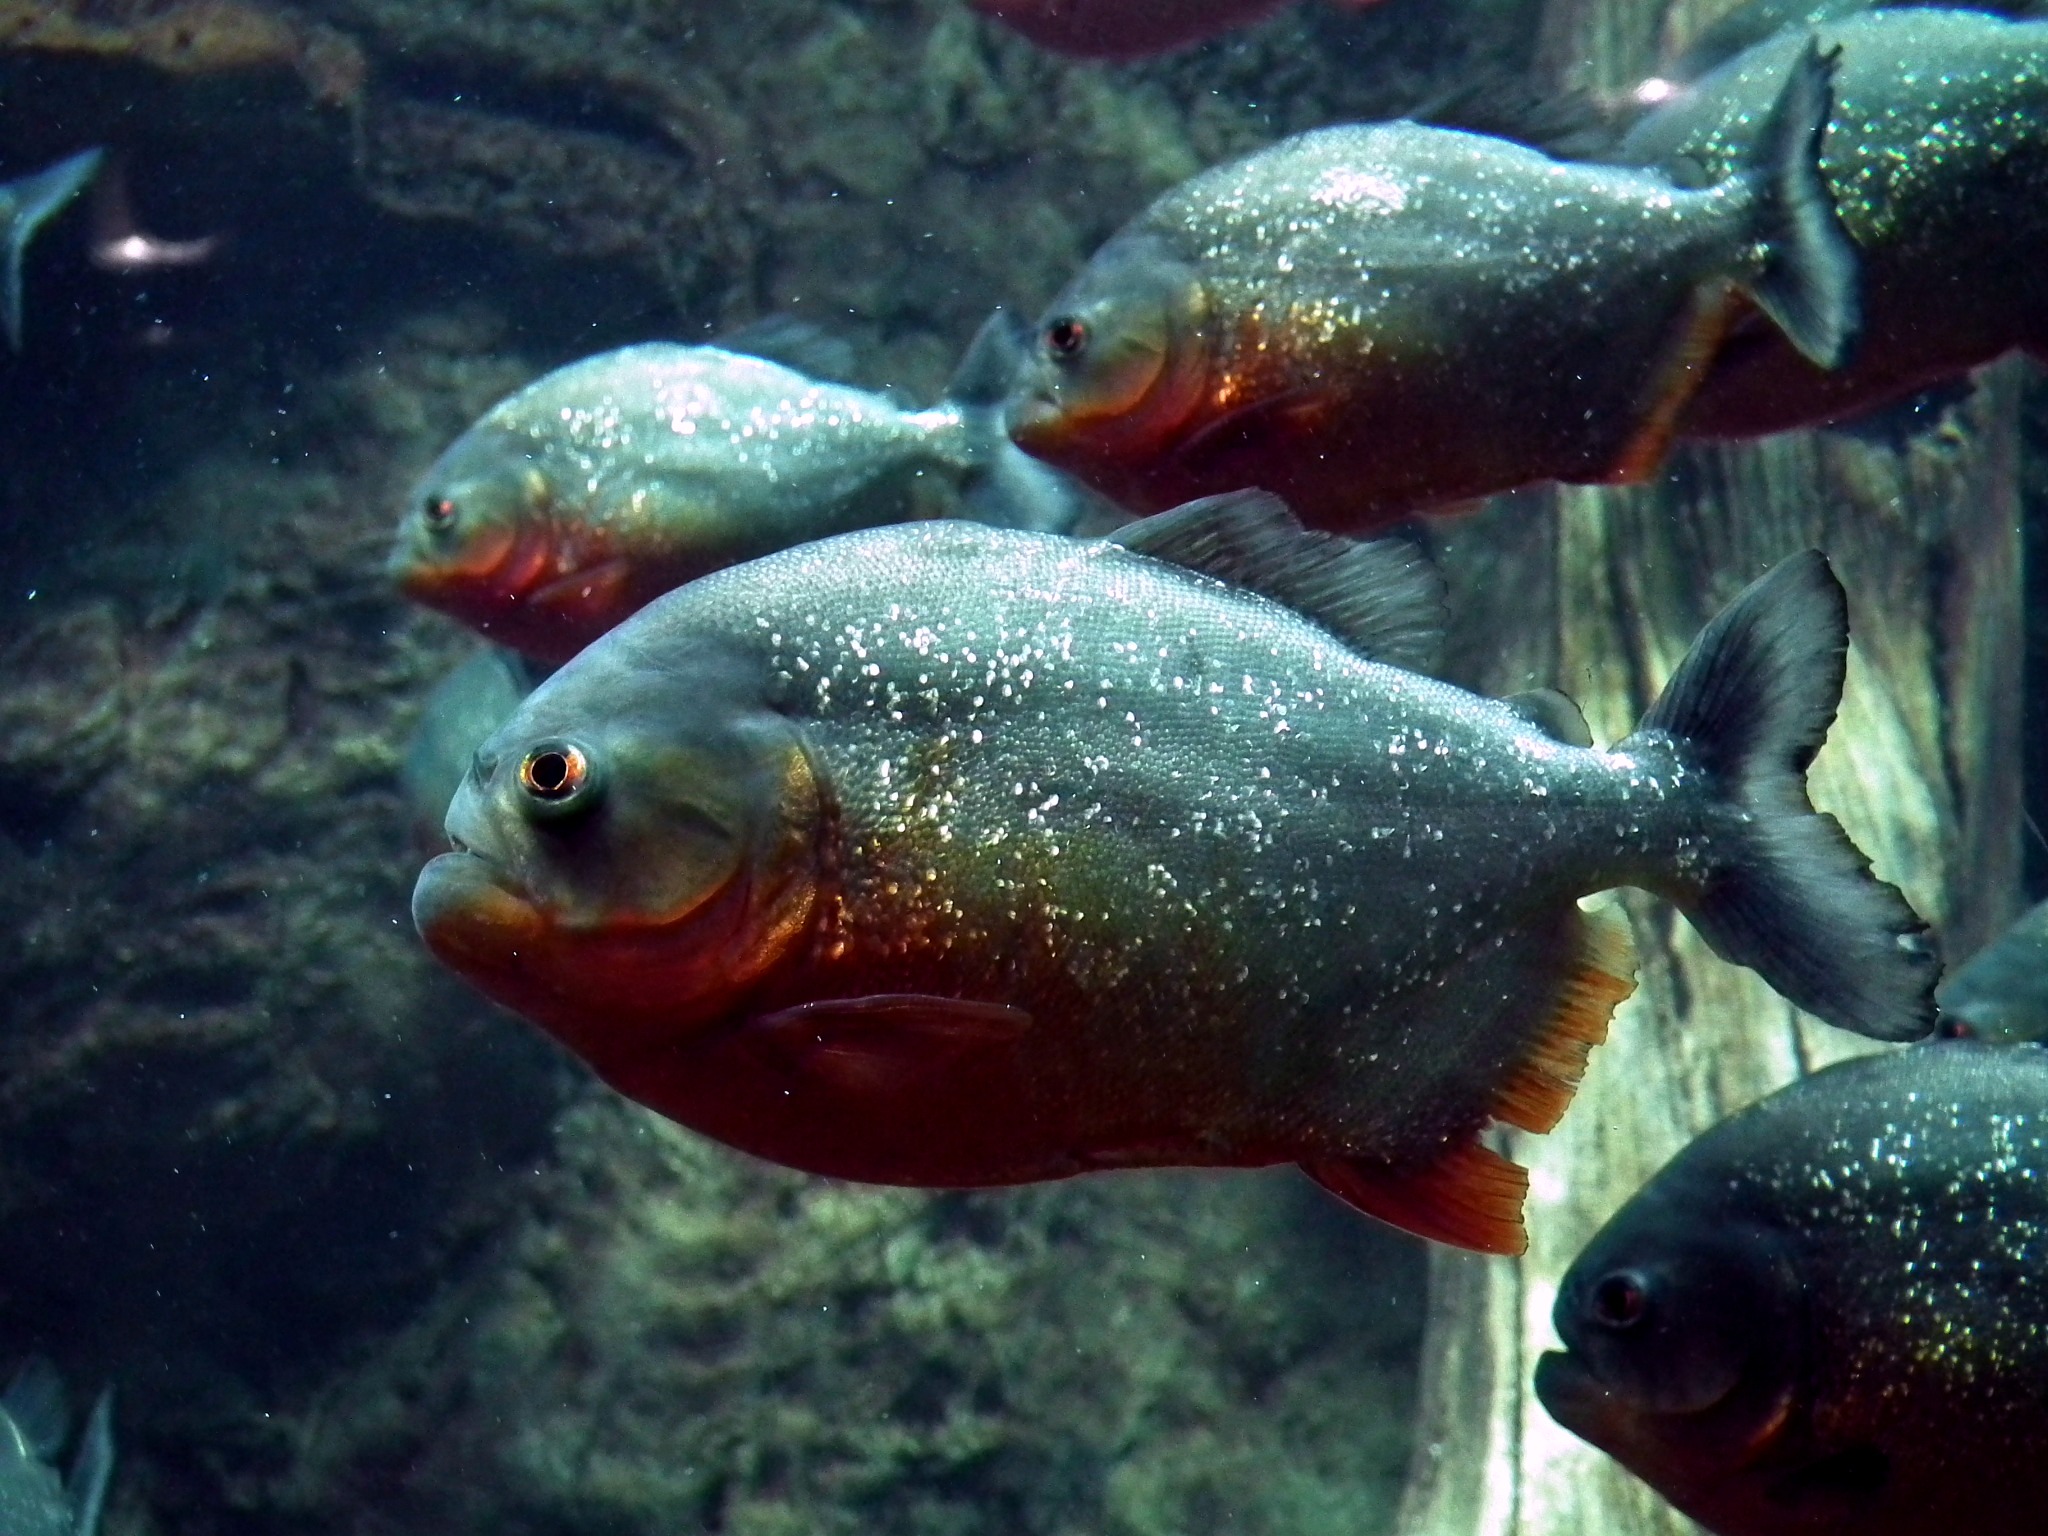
[1490,903,1638,1135]
[1302,1142,1531,1256]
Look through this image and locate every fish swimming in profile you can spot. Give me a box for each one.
[0,149,102,351]
[1539,1041,2048,1536]
[389,311,1103,664]
[412,495,1934,1255]
[1005,42,1856,529]
[968,0,1376,60]
[0,1358,113,1536]
[1934,897,2048,1041]
[1618,8,2048,440]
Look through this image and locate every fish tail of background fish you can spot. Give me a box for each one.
[66,1389,113,1536]
[0,147,103,352]
[1726,37,1860,370]
[1624,551,1937,1041]
[938,307,1121,534]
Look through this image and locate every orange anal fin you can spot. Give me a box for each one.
[1302,1141,1530,1256]
[1602,281,1738,485]
[1490,902,1638,1135]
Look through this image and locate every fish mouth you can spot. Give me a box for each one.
[1005,387,1068,453]
[412,846,547,971]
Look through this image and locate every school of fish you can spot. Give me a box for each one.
[387,3,2048,1526]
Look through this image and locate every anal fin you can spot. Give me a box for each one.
[1601,280,1737,485]
[1303,1141,1531,1256]
[1490,902,1637,1135]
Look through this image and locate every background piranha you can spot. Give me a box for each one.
[390,311,1098,663]
[1005,42,1857,529]
[1539,1041,2048,1536]
[967,0,1378,60]
[412,497,1934,1256]
[1618,8,2048,440]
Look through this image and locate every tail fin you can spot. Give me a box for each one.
[1626,551,1937,1041]
[0,148,102,351]
[1733,39,1859,370]
[67,1388,114,1536]
[945,307,1126,534]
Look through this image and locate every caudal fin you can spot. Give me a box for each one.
[1736,38,1858,371]
[1628,552,1937,1041]
[0,148,102,352]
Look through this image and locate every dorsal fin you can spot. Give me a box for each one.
[1110,490,1446,675]
[1505,688,1595,748]
[715,315,861,384]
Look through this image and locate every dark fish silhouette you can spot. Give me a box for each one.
[1540,1042,2048,1536]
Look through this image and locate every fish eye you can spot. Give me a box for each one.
[1590,1269,1650,1331]
[423,495,459,530]
[517,740,601,817]
[1046,315,1089,360]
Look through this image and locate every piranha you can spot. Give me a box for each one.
[968,0,1377,61]
[1617,8,2048,440]
[1539,1041,2048,1536]
[0,148,102,351]
[389,311,1100,664]
[1933,897,2048,1042]
[0,1358,113,1536]
[412,493,1935,1255]
[1006,42,1857,529]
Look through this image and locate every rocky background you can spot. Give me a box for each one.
[0,2,1587,1531]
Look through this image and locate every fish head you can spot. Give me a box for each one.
[1537,1186,1820,1528]
[411,630,823,1068]
[1008,231,1210,476]
[389,416,635,661]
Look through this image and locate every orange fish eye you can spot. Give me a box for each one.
[518,741,596,810]
[1045,315,1089,360]
[423,494,459,530]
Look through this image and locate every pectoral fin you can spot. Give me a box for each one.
[748,994,1034,1095]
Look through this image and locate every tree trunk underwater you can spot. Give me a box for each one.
[1393,0,2029,1526]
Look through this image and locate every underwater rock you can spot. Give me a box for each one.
[270,1094,1424,1536]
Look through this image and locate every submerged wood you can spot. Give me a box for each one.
[1394,0,2027,1525]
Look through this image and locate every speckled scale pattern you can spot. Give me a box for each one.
[1724,1047,2048,1462]
[478,343,965,546]
[1620,10,2048,434]
[1108,121,1757,517]
[671,520,1709,1164]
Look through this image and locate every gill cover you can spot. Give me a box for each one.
[463,649,816,940]
[1013,230,1210,461]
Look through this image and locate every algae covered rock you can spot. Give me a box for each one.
[279,1096,1423,1536]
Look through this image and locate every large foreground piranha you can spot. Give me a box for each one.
[412,495,1935,1254]
[1618,7,2048,441]
[1006,41,1857,530]
[967,0,1379,61]
[1540,1042,2048,1536]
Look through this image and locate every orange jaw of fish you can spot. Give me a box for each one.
[413,838,808,1081]
[397,522,643,664]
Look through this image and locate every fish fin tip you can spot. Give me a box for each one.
[714,314,860,384]
[1303,1143,1529,1255]
[0,148,103,352]
[1632,553,1939,1041]
[1111,491,1447,675]
[1503,687,1595,748]
[1606,282,1734,483]
[1491,903,1637,1135]
[1738,37,1860,370]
